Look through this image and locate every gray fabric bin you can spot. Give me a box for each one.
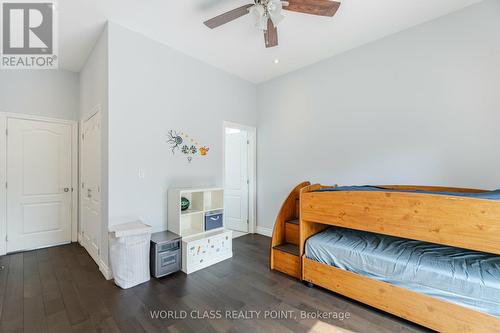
[205,211,223,231]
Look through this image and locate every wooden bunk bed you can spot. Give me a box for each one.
[271,182,500,332]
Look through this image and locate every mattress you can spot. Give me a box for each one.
[305,227,500,317]
[314,185,500,200]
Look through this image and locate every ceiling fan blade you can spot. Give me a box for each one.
[283,0,340,17]
[264,19,278,48]
[204,4,254,29]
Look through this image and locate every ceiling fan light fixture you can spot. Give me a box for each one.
[269,12,284,27]
[267,0,281,12]
[249,0,286,31]
[268,0,285,26]
[267,0,285,27]
[249,4,268,30]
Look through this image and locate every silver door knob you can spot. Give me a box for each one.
[64,188,70,192]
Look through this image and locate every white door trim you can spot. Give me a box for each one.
[0,112,78,255]
[222,121,257,234]
[0,115,7,255]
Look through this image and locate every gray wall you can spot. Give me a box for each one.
[79,25,110,267]
[257,0,500,230]
[0,70,79,120]
[107,23,257,232]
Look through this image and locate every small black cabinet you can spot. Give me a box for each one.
[150,231,181,278]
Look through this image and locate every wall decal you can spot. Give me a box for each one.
[167,130,183,153]
[167,130,209,163]
[199,146,210,156]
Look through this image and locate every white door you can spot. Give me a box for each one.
[7,118,73,252]
[224,128,249,232]
[80,111,101,263]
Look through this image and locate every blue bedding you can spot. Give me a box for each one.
[305,227,500,317]
[315,185,500,200]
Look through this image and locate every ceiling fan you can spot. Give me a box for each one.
[203,0,341,48]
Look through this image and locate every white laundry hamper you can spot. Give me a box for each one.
[109,221,152,289]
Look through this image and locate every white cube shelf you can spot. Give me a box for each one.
[168,187,225,238]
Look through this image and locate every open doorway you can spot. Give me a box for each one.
[223,122,256,238]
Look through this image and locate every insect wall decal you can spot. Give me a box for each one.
[166,130,209,163]
[166,130,183,154]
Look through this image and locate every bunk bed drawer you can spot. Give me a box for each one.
[272,250,300,279]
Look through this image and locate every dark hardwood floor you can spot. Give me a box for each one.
[0,234,431,333]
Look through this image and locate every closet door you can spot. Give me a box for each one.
[80,111,101,264]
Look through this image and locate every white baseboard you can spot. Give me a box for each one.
[79,233,113,280]
[99,259,113,280]
[256,226,273,237]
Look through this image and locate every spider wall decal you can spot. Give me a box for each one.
[166,130,183,154]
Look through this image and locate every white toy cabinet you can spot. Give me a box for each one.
[168,187,233,274]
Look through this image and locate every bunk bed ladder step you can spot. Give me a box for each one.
[269,181,311,280]
[273,243,299,256]
[272,245,301,278]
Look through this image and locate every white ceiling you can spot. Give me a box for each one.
[59,0,483,83]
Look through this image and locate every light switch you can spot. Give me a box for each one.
[138,168,145,179]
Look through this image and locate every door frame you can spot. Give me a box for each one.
[78,105,102,261]
[0,112,78,255]
[222,121,257,234]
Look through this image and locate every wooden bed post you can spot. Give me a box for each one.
[299,183,330,281]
